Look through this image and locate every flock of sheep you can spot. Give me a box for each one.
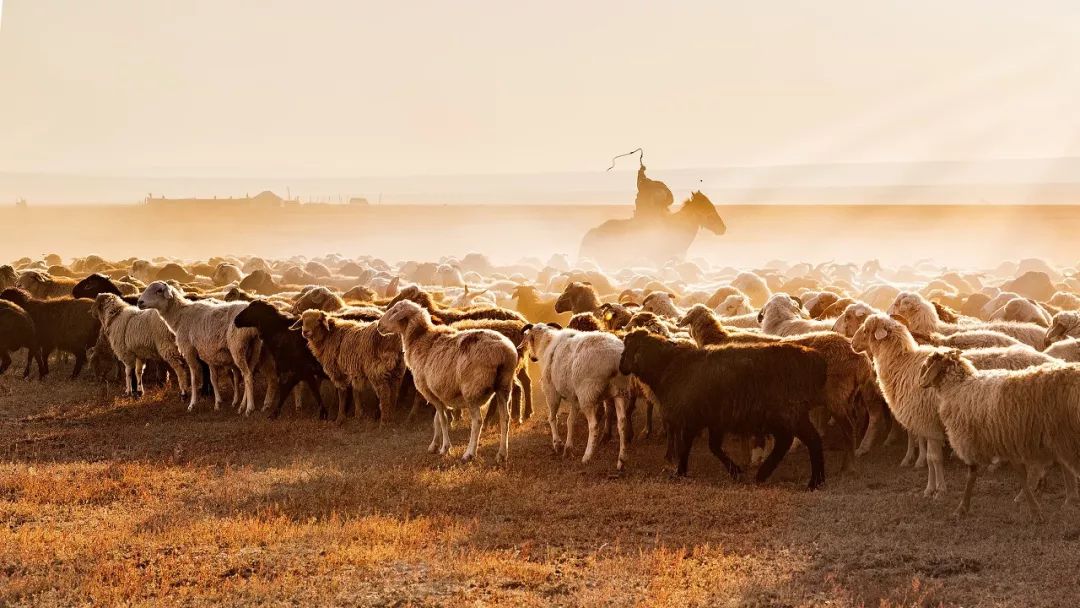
[3,253,1080,522]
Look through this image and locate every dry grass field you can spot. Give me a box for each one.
[2,356,1079,607]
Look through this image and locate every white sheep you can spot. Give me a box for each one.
[731,272,771,308]
[889,291,1047,349]
[91,293,190,398]
[919,349,1080,521]
[1045,310,1080,343]
[641,292,682,320]
[1044,338,1080,362]
[988,297,1051,328]
[759,293,834,337]
[851,313,1058,496]
[377,300,517,463]
[1048,291,1080,311]
[518,323,632,470]
[715,294,760,329]
[137,281,270,414]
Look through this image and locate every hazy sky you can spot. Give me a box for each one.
[1,1,1079,177]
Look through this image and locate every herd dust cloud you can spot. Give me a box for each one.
[0,202,1072,271]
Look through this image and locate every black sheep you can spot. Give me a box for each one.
[619,329,828,490]
[0,300,41,377]
[233,300,329,419]
[0,288,99,379]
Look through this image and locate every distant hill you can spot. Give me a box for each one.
[3,157,1080,205]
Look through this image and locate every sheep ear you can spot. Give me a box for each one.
[855,308,866,317]
[522,323,533,333]
[873,327,889,341]
[889,313,910,328]
[319,314,330,332]
[289,320,302,330]
[791,296,804,308]
[604,310,614,321]
[549,322,562,330]
[756,310,764,323]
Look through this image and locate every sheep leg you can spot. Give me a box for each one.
[303,377,326,420]
[755,429,795,485]
[564,405,578,458]
[70,349,87,379]
[674,424,700,477]
[641,398,654,440]
[438,407,452,455]
[925,439,946,498]
[600,399,614,444]
[428,408,441,453]
[260,353,278,413]
[856,391,886,456]
[706,428,744,481]
[955,464,978,518]
[545,385,563,454]
[269,374,300,419]
[581,401,600,464]
[915,437,928,468]
[119,358,135,396]
[165,353,190,402]
[230,367,243,412]
[900,432,917,467]
[238,357,258,416]
[517,368,533,423]
[209,365,226,411]
[462,404,484,463]
[133,358,146,397]
[1021,464,1047,523]
[373,379,397,427]
[614,395,629,472]
[885,421,905,448]
[335,385,350,424]
[494,385,511,464]
[183,351,201,411]
[796,415,827,490]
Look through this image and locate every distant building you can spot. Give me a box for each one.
[145,190,295,208]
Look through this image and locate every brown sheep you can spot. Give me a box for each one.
[15,270,76,299]
[389,285,524,323]
[377,300,517,463]
[294,310,406,424]
[512,284,570,325]
[554,281,602,314]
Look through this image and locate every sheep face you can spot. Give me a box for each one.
[757,293,804,324]
[887,292,924,320]
[517,323,555,362]
[641,292,679,318]
[716,294,752,317]
[1046,311,1080,343]
[918,349,967,389]
[378,300,426,336]
[91,293,125,326]
[293,310,331,341]
[597,302,631,330]
[677,304,709,328]
[832,303,873,338]
[14,271,45,291]
[850,314,897,354]
[137,281,177,311]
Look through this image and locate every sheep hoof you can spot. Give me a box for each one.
[899,458,913,467]
[186,404,196,413]
[855,448,870,457]
[335,416,346,427]
[952,506,969,519]
[915,459,927,468]
[495,452,507,465]
[461,453,474,463]
[427,443,439,454]
[616,459,626,472]
[551,441,564,455]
